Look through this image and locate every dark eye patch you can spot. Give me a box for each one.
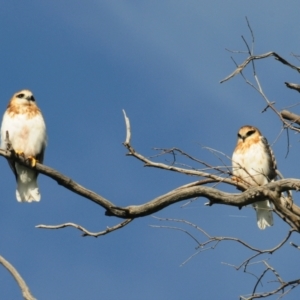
[246,130,255,137]
[16,93,24,98]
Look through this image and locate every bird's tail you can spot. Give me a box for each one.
[254,200,273,230]
[15,165,41,202]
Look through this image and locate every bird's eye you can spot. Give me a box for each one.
[16,93,24,98]
[246,130,255,137]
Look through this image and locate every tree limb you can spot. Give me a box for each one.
[36,219,133,237]
[152,217,295,269]
[0,255,36,300]
[220,51,300,84]
[285,82,300,93]
[281,110,300,126]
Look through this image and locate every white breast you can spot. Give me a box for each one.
[232,142,270,186]
[1,112,46,157]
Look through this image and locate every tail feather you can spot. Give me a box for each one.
[15,164,41,202]
[254,200,273,230]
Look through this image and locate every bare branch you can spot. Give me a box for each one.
[0,255,36,300]
[153,216,298,299]
[36,219,133,237]
[290,242,300,250]
[221,51,300,84]
[285,82,300,93]
[152,217,295,267]
[221,38,300,134]
[242,276,300,300]
[245,16,254,54]
[281,110,300,126]
[122,109,131,145]
[240,260,299,299]
[124,143,236,182]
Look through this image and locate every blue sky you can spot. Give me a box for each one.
[0,1,300,299]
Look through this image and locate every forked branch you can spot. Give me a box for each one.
[152,217,299,300]
[220,51,300,84]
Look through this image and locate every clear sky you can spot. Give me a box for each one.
[0,1,300,299]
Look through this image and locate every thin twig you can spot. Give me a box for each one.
[220,51,300,84]
[152,217,295,268]
[122,109,131,145]
[36,219,133,237]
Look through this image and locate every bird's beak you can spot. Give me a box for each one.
[26,96,35,102]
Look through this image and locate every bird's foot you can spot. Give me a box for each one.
[232,176,239,182]
[26,156,38,167]
[13,150,25,158]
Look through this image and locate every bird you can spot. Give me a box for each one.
[232,125,277,230]
[0,89,47,202]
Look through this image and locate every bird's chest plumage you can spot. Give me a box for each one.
[1,112,46,157]
[232,141,270,186]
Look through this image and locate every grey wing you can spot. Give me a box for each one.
[261,136,277,181]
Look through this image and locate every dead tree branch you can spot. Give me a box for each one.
[221,49,300,133]
[241,267,300,300]
[280,110,300,126]
[220,52,300,84]
[152,217,295,268]
[0,255,36,300]
[220,25,300,136]
[220,47,300,132]
[152,217,299,299]
[36,219,133,237]
[285,82,300,93]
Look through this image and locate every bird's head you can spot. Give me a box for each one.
[12,90,35,105]
[237,125,261,143]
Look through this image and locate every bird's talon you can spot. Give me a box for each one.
[232,176,239,182]
[27,156,38,167]
[14,150,24,156]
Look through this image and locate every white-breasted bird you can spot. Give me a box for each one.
[1,89,47,202]
[232,125,276,230]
